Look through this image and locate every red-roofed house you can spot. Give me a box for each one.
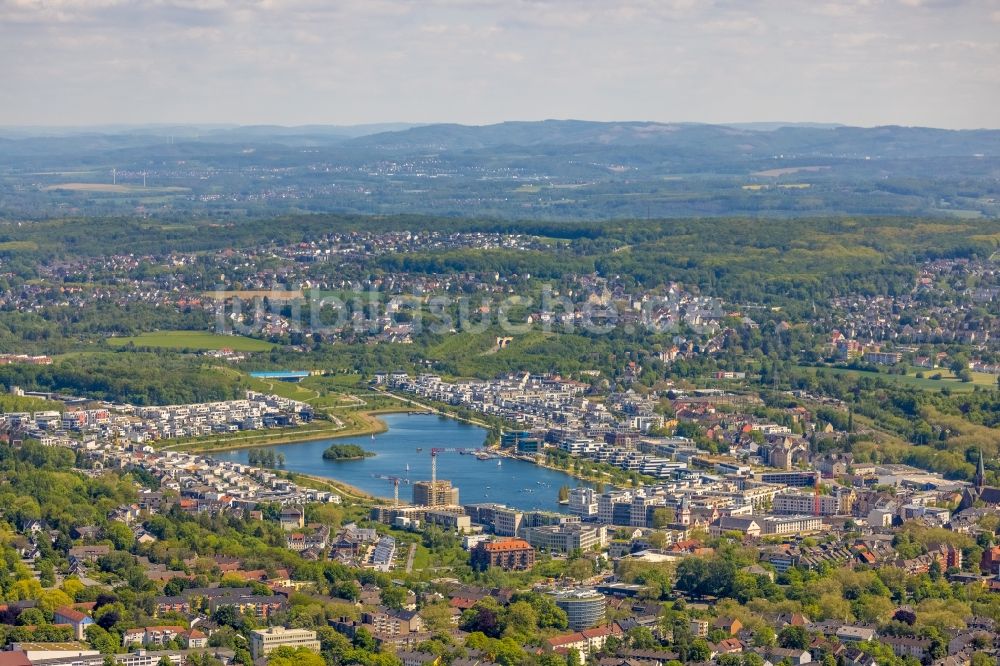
[181,629,207,648]
[53,606,94,640]
[546,625,622,660]
[0,652,31,666]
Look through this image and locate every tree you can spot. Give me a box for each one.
[675,557,709,596]
[461,599,503,638]
[233,648,252,666]
[94,602,126,631]
[627,626,658,650]
[647,531,668,550]
[652,508,676,528]
[504,601,538,637]
[213,605,245,630]
[85,625,120,654]
[353,627,376,652]
[380,585,408,610]
[267,648,325,666]
[970,653,993,666]
[104,522,135,550]
[566,558,594,582]
[688,639,711,662]
[61,578,85,600]
[420,602,456,633]
[778,626,808,650]
[855,595,894,624]
[538,654,567,666]
[16,608,46,626]
[38,589,73,614]
[752,626,776,648]
[527,593,568,630]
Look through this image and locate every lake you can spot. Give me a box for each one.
[213,413,588,511]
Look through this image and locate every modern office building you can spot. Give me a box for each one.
[772,489,854,516]
[493,507,524,536]
[568,487,598,517]
[759,515,823,535]
[250,626,321,659]
[550,589,607,631]
[523,523,607,553]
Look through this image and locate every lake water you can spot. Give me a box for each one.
[213,413,588,511]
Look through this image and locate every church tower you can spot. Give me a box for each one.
[976,448,986,489]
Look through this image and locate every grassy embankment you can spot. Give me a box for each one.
[796,364,997,393]
[159,369,428,454]
[107,330,276,352]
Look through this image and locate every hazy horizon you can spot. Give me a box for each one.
[0,119,998,135]
[2,0,998,130]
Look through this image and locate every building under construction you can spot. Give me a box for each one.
[369,504,471,532]
[412,480,459,507]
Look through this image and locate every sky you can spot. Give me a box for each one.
[1,0,999,129]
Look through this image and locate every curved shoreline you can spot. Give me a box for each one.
[165,408,427,454]
[189,405,612,495]
[282,471,377,502]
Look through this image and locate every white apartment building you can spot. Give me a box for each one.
[250,627,321,659]
[568,487,598,517]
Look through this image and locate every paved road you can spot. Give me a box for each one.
[375,389,491,428]
[405,542,417,573]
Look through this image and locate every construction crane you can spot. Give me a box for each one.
[372,473,408,506]
[429,447,488,487]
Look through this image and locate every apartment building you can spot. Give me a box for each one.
[249,627,321,659]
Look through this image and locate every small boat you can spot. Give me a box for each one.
[416,448,423,452]
[371,433,375,440]
[497,459,502,466]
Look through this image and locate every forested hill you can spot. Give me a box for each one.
[2,121,998,220]
[346,120,1000,157]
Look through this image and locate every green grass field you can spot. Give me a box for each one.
[0,241,39,252]
[107,331,275,352]
[800,365,997,393]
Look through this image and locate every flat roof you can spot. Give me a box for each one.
[14,643,93,652]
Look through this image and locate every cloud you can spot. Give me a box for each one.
[702,16,767,33]
[0,0,997,127]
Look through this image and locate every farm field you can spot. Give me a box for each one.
[106,330,275,352]
[42,183,189,193]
